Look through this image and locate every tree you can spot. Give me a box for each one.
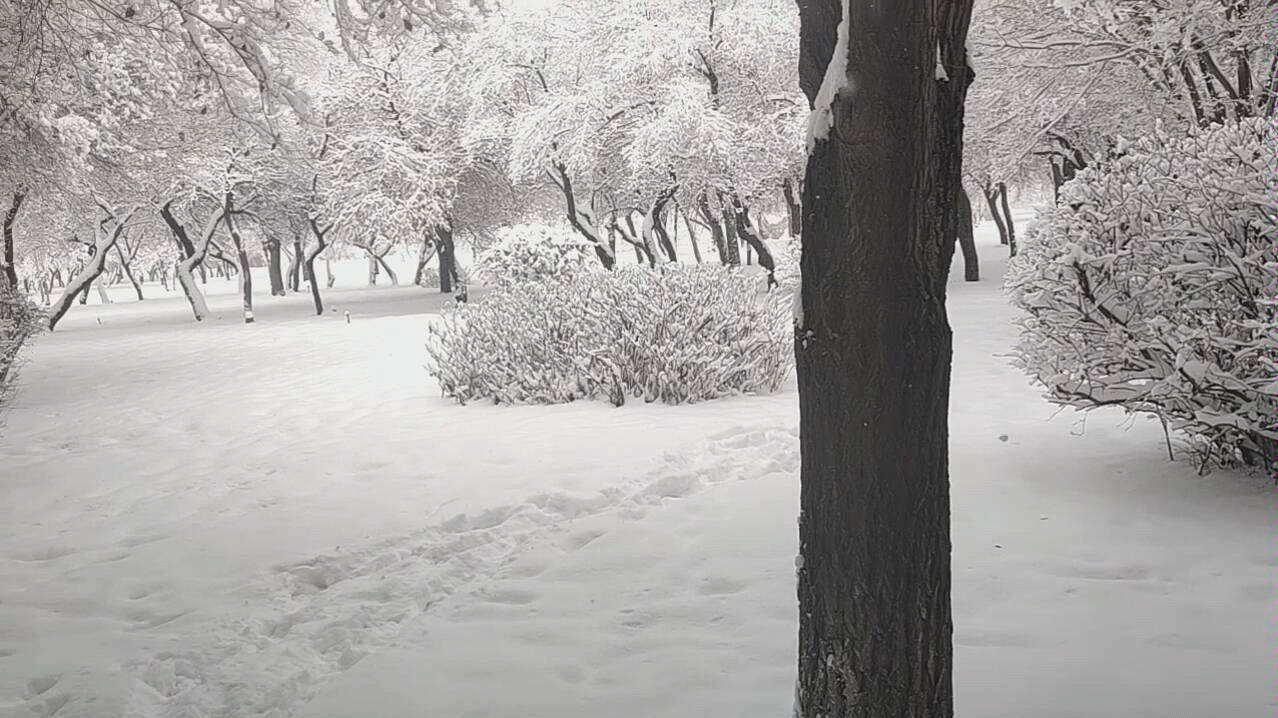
[792,0,973,715]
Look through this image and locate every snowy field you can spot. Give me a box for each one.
[0,219,1272,718]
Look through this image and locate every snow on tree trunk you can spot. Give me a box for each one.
[94,280,112,304]
[731,197,777,288]
[783,178,802,238]
[2,189,25,292]
[793,0,973,716]
[367,254,379,285]
[227,213,254,324]
[956,187,979,281]
[49,207,135,330]
[374,252,399,286]
[679,208,704,264]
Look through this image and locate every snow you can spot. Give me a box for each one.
[804,0,852,153]
[0,218,1273,718]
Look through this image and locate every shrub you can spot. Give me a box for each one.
[0,287,42,396]
[426,264,792,406]
[1006,118,1277,472]
[475,224,599,289]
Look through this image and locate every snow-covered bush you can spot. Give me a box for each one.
[427,264,792,405]
[0,287,41,396]
[1006,118,1277,472]
[474,224,599,289]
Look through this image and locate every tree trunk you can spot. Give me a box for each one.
[551,160,616,269]
[414,234,438,286]
[679,208,703,263]
[731,197,777,287]
[2,189,25,291]
[304,218,331,315]
[997,181,1016,257]
[434,221,458,294]
[372,249,399,286]
[982,184,1008,245]
[114,244,144,300]
[265,238,286,296]
[718,198,742,266]
[367,254,380,285]
[226,210,254,323]
[783,177,802,238]
[94,279,112,304]
[49,208,135,330]
[288,236,303,291]
[794,0,972,716]
[325,259,335,288]
[956,187,979,281]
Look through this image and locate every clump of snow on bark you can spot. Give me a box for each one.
[935,42,949,81]
[804,0,852,153]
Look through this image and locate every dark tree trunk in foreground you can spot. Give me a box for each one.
[265,238,286,296]
[794,0,972,715]
[956,187,979,281]
[2,189,25,291]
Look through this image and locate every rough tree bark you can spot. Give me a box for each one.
[2,189,25,291]
[793,0,973,716]
[957,187,979,281]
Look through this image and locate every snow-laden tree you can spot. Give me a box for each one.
[468,0,804,278]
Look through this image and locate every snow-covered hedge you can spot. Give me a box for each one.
[427,265,792,405]
[0,288,41,396]
[1006,118,1277,471]
[474,224,599,289]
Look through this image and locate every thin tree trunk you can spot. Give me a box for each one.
[998,181,1016,257]
[414,234,437,285]
[2,189,25,291]
[956,187,979,281]
[367,254,379,285]
[680,209,704,263]
[325,259,335,288]
[731,197,777,287]
[783,178,802,238]
[793,0,972,715]
[114,243,144,300]
[288,236,303,291]
[304,218,331,315]
[94,279,112,304]
[983,184,1009,244]
[373,250,399,286]
[719,204,741,265]
[226,208,254,323]
[696,194,730,265]
[550,160,615,269]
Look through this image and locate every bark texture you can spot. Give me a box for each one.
[793,0,973,715]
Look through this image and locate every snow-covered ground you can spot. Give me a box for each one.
[0,219,1271,718]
